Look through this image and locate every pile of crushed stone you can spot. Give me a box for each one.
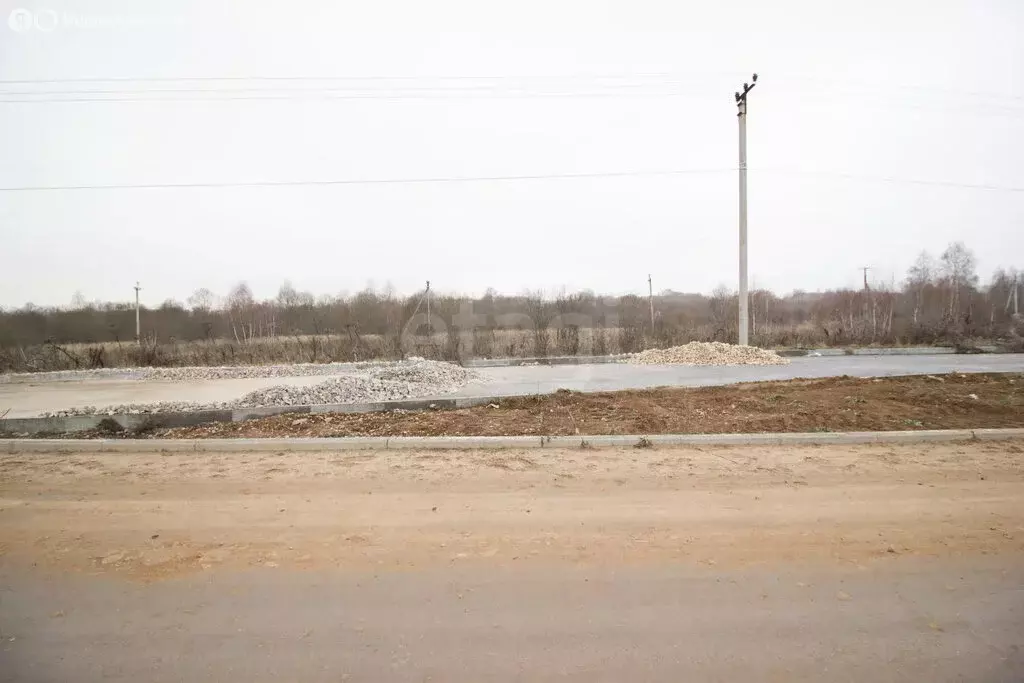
[41,359,480,416]
[628,342,790,366]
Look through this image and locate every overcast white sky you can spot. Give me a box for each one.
[1,0,1022,308]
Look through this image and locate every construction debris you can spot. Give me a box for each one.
[628,342,790,366]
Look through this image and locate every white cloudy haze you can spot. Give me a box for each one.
[0,0,1022,308]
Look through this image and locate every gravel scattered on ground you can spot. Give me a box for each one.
[628,342,790,366]
[0,361,395,385]
[39,360,480,416]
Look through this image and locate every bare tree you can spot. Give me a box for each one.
[940,241,978,319]
[905,251,935,325]
[276,280,300,308]
[69,291,88,310]
[226,282,256,343]
[186,288,216,313]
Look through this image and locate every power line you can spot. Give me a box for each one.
[0,92,711,104]
[0,71,734,85]
[4,87,1021,117]
[1,167,1018,194]
[2,89,720,104]
[755,168,1024,193]
[0,82,690,97]
[0,168,734,192]
[765,73,1024,104]
[2,72,1021,102]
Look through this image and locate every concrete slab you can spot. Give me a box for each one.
[0,354,1021,421]
[451,354,1024,398]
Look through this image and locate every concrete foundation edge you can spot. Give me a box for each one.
[4,428,1022,454]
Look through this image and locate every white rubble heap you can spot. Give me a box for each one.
[628,342,790,366]
[41,359,480,417]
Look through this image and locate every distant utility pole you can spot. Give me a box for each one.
[860,266,871,291]
[734,72,758,346]
[1009,274,1020,315]
[648,274,655,331]
[133,281,141,342]
[425,280,431,336]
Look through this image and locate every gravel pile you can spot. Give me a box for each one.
[41,359,480,416]
[628,342,790,366]
[232,361,478,408]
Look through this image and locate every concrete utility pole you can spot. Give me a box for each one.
[648,274,655,331]
[133,282,141,343]
[860,266,871,291]
[1012,275,1020,316]
[734,73,757,346]
[425,280,431,336]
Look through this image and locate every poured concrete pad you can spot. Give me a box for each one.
[452,354,1024,398]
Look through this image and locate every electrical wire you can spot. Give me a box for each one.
[2,71,1020,102]
[0,168,1020,193]
[0,168,734,192]
[0,91,714,104]
[756,168,1024,193]
[0,71,730,85]
[0,81,693,96]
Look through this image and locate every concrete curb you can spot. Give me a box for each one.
[4,428,1023,454]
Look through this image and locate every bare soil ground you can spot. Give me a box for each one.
[148,372,1023,439]
[0,441,1022,582]
[3,441,1023,682]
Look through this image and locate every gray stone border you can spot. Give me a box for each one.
[3,428,1023,453]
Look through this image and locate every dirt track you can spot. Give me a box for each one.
[2,440,1022,578]
[2,441,1023,681]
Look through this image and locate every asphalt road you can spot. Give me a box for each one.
[3,560,1022,683]
[1,353,1022,418]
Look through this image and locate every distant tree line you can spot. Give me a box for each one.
[0,241,1020,370]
